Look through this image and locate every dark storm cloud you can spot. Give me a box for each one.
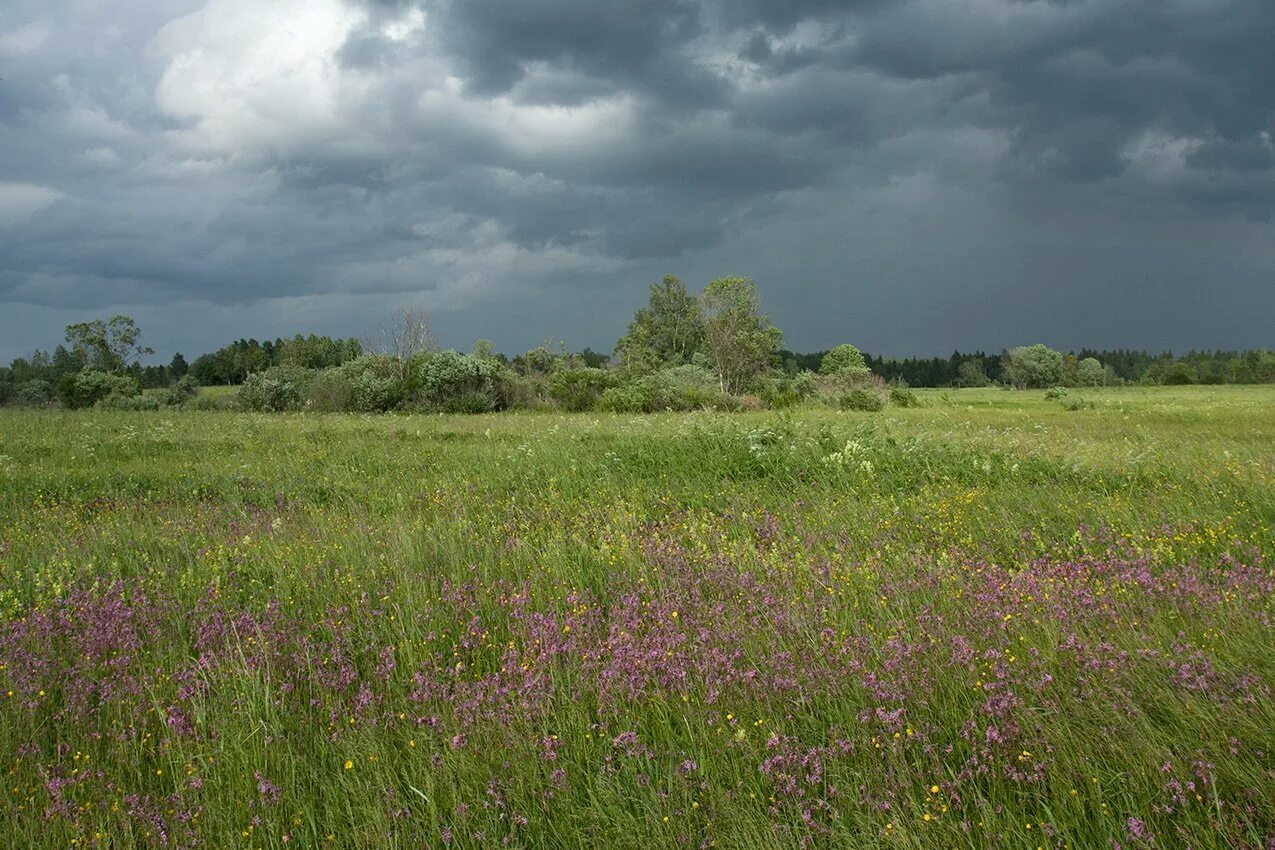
[0,0,1272,361]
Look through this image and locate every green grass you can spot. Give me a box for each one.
[0,386,1272,848]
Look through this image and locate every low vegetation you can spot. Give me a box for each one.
[2,277,1273,416]
[0,387,1271,848]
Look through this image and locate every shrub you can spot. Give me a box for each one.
[643,367,736,411]
[597,383,650,413]
[305,371,354,412]
[1061,396,1093,411]
[440,389,498,414]
[1003,344,1063,389]
[548,367,616,412]
[163,375,201,407]
[820,344,869,376]
[757,372,815,409]
[1044,386,1068,400]
[496,370,551,410]
[56,370,139,409]
[15,379,53,407]
[99,392,162,411]
[889,386,921,408]
[337,355,403,412]
[1076,357,1105,387]
[839,388,886,412]
[188,393,235,412]
[237,366,314,412]
[410,350,503,412]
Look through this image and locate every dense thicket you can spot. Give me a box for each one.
[2,278,1272,412]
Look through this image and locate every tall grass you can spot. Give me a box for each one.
[0,386,1272,848]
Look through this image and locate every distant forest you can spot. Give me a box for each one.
[3,275,1273,413]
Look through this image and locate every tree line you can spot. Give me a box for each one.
[2,275,1273,412]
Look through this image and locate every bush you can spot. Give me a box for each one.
[820,344,869,376]
[597,383,652,413]
[643,367,736,411]
[595,368,738,413]
[189,393,235,412]
[757,372,815,409]
[496,370,551,410]
[99,392,162,411]
[163,375,201,408]
[1044,386,1068,400]
[548,367,616,412]
[1061,396,1093,411]
[15,379,53,407]
[839,388,886,412]
[237,366,314,412]
[337,355,403,412]
[409,350,502,412]
[889,386,921,408]
[305,371,355,412]
[56,370,139,409]
[1076,357,1104,387]
[1003,344,1063,389]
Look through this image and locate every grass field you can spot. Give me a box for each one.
[1,386,1272,848]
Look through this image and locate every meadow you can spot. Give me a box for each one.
[0,386,1272,849]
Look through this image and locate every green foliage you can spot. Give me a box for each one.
[63,315,152,372]
[277,334,362,370]
[1076,357,1105,387]
[1044,386,1069,400]
[955,359,992,387]
[701,275,782,394]
[14,380,52,407]
[98,392,162,411]
[889,386,921,407]
[338,355,403,412]
[56,369,139,409]
[236,367,314,412]
[1060,395,1094,411]
[548,367,616,412]
[162,375,201,408]
[411,350,503,412]
[615,274,704,372]
[596,365,736,412]
[819,343,868,375]
[1003,344,1064,389]
[839,387,886,411]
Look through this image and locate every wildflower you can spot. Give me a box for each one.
[344,760,353,770]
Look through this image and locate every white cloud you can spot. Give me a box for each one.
[151,0,373,157]
[0,182,64,225]
[0,19,50,56]
[81,147,122,167]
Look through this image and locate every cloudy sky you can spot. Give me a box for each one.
[1,0,1272,361]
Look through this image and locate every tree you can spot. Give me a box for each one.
[700,276,782,394]
[471,339,498,361]
[1076,357,1104,387]
[170,352,189,378]
[1002,344,1063,389]
[955,359,991,387]
[819,344,869,376]
[614,274,704,372]
[365,308,436,377]
[64,315,153,372]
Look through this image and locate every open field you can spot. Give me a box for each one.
[1,386,1272,848]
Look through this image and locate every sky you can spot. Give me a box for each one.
[1,0,1273,362]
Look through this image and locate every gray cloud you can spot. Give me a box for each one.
[0,0,1272,362]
